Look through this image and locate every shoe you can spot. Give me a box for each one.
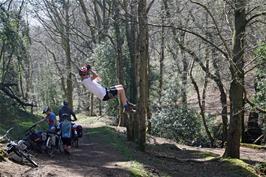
[123,106,136,113]
[127,102,136,109]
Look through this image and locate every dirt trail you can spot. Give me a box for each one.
[0,121,133,177]
[0,117,265,177]
[146,136,266,163]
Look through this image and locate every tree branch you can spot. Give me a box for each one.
[146,0,155,14]
[246,11,266,25]
[0,83,36,107]
[147,22,229,59]
[190,0,231,58]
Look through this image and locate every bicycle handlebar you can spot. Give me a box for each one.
[0,127,14,141]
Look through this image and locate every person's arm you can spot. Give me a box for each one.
[72,113,77,121]
[90,69,101,81]
[70,109,77,121]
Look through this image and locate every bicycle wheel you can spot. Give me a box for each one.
[46,137,55,156]
[20,151,38,167]
[57,137,64,153]
[14,150,38,167]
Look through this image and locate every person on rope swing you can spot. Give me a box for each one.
[79,64,136,113]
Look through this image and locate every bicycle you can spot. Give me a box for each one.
[45,129,64,157]
[0,128,38,167]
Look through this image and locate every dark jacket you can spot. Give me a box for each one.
[58,105,77,122]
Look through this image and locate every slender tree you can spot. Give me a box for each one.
[224,0,247,158]
[137,0,149,151]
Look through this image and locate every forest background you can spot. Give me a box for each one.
[0,0,265,161]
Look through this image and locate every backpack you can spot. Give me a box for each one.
[60,120,72,138]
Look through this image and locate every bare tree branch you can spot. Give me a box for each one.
[146,0,155,14]
[148,22,229,59]
[246,11,266,25]
[0,0,9,8]
[77,0,96,44]
[190,0,231,58]
[0,83,36,107]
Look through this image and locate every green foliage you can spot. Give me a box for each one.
[0,149,5,162]
[222,159,259,177]
[0,3,32,111]
[92,41,119,115]
[36,64,62,112]
[92,41,116,87]
[0,6,30,80]
[254,44,266,109]
[254,44,266,140]
[129,161,150,177]
[151,107,202,145]
[254,162,266,176]
[0,94,43,139]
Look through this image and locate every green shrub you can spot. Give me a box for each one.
[92,41,118,116]
[254,44,266,109]
[254,162,266,176]
[151,106,202,145]
[0,94,43,138]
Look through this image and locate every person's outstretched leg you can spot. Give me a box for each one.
[115,85,127,105]
[114,85,136,112]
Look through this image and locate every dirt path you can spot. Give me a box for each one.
[146,136,266,163]
[0,121,133,177]
[0,117,265,177]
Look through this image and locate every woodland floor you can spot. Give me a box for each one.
[0,116,265,177]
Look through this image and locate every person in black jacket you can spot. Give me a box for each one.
[58,101,77,155]
[58,101,77,122]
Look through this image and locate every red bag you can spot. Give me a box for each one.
[77,125,83,138]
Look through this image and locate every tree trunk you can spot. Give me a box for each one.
[90,94,94,116]
[99,100,102,116]
[147,55,151,134]
[124,0,138,141]
[114,0,126,127]
[243,112,262,143]
[224,0,246,158]
[137,0,148,151]
[158,1,165,105]
[180,49,188,106]
[210,39,228,147]
[190,60,214,147]
[63,0,73,109]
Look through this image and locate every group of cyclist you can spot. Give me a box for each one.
[42,101,77,155]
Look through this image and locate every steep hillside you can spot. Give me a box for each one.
[0,95,43,138]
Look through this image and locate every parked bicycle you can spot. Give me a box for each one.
[45,128,64,156]
[0,128,38,167]
[24,123,47,153]
[24,122,63,157]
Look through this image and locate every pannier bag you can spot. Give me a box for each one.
[77,125,83,138]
